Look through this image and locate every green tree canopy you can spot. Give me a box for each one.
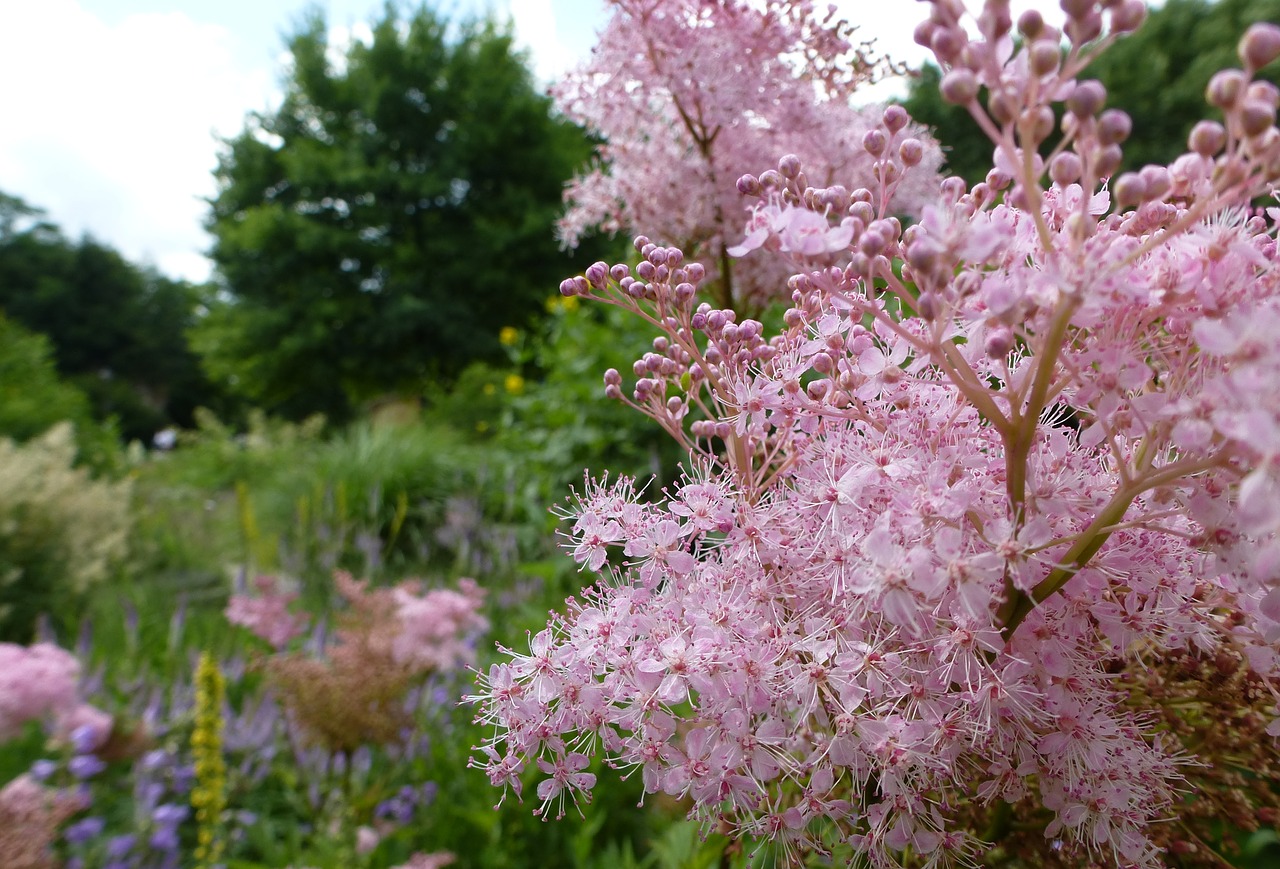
[199,3,608,421]
[902,0,1280,185]
[0,193,220,442]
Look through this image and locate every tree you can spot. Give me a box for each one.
[0,193,220,442]
[903,0,1280,185]
[554,0,942,314]
[200,3,607,421]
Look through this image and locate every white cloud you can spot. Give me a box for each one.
[0,0,275,282]
[508,0,568,81]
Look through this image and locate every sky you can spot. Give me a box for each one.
[0,0,1070,284]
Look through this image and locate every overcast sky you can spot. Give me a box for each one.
[0,1,1070,283]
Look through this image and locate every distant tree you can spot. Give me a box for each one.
[0,314,120,472]
[200,4,607,421]
[0,193,220,442]
[902,0,1280,185]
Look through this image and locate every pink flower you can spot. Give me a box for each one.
[0,643,81,742]
[225,575,308,649]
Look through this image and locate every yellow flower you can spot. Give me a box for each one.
[499,326,519,346]
[483,383,496,396]
[192,653,227,869]
[561,295,580,312]
[476,421,490,433]
[504,374,525,395]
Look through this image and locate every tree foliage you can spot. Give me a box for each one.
[0,193,217,442]
[200,3,607,421]
[902,0,1280,184]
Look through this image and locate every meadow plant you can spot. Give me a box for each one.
[0,423,131,640]
[472,3,1280,866]
[0,643,81,741]
[0,774,85,869]
[229,572,487,753]
[191,653,227,869]
[555,0,942,313]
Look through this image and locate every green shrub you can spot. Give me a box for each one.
[0,313,121,471]
[0,423,132,640]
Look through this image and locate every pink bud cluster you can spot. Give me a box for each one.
[554,0,941,313]
[475,4,1280,867]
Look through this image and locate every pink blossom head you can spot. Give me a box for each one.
[0,643,81,742]
[225,575,309,649]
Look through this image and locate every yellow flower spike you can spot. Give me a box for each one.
[498,326,519,346]
[504,374,525,395]
[191,653,227,869]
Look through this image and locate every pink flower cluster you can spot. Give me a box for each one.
[0,643,80,742]
[225,575,309,649]
[554,0,941,312]
[226,572,487,672]
[472,3,1280,866]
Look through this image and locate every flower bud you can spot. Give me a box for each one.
[1113,172,1146,208]
[820,185,850,212]
[883,105,910,134]
[985,325,1014,359]
[1060,0,1092,18]
[603,368,622,386]
[988,91,1016,125]
[1241,99,1277,137]
[1049,151,1083,186]
[778,154,803,179]
[985,168,1012,190]
[559,278,578,296]
[1095,144,1124,177]
[1066,10,1103,44]
[849,200,875,224]
[686,262,705,283]
[941,175,967,203]
[941,68,979,104]
[859,230,886,256]
[862,129,887,156]
[1067,80,1106,117]
[585,262,608,289]
[899,138,925,167]
[1109,0,1145,34]
[1249,80,1280,108]
[1207,69,1247,109]
[1028,106,1056,141]
[737,174,762,196]
[1029,41,1060,76]
[1139,164,1171,199]
[913,20,937,49]
[917,291,940,321]
[1189,120,1227,156]
[906,238,942,273]
[759,169,783,189]
[1240,22,1280,70]
[1098,109,1132,144]
[931,28,964,64]
[1018,9,1045,38]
